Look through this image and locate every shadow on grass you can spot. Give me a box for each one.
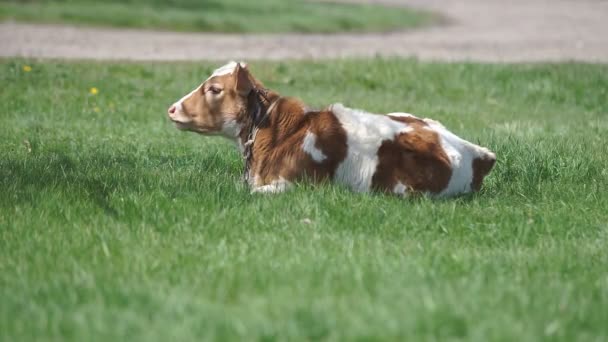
[2,153,119,216]
[0,147,244,215]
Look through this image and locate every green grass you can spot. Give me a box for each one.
[0,0,431,33]
[1,58,608,341]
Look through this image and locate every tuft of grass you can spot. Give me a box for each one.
[1,58,608,341]
[0,0,432,33]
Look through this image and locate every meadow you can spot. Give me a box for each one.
[1,58,607,341]
[0,0,430,33]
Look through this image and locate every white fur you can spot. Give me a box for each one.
[393,182,408,195]
[388,112,415,118]
[221,118,241,138]
[331,104,413,192]
[207,61,240,81]
[251,177,292,194]
[302,131,327,162]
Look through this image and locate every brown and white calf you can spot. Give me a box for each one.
[167,62,496,196]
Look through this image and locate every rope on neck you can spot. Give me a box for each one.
[242,87,276,183]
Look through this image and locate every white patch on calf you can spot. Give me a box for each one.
[331,104,413,192]
[302,131,327,162]
[393,182,408,195]
[423,117,446,128]
[251,177,292,194]
[206,61,246,81]
[388,112,415,118]
[221,118,242,139]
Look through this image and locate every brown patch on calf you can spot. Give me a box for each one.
[250,98,347,186]
[471,154,496,191]
[372,123,452,194]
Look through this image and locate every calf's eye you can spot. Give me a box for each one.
[208,86,222,95]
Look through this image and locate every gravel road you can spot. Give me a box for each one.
[1,0,606,62]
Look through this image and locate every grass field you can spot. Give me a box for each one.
[1,58,607,341]
[0,0,431,33]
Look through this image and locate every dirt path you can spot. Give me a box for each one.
[1,0,607,62]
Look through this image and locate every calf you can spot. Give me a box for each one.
[167,62,496,196]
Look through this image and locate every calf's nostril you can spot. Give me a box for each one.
[168,105,176,114]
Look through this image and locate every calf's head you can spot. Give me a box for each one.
[167,61,255,138]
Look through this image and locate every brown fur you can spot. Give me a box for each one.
[372,126,452,194]
[471,155,496,191]
[249,98,348,185]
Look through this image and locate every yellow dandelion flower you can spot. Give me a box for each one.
[93,107,101,113]
[23,65,32,72]
[89,87,99,95]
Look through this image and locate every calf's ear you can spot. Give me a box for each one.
[234,63,253,96]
